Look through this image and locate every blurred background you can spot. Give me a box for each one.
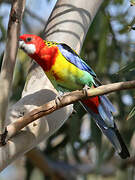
[0,0,135,179]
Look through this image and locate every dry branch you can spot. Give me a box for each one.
[6,80,135,140]
[0,0,26,135]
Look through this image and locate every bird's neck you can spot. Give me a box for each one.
[31,46,58,71]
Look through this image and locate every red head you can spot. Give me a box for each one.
[19,34,58,71]
[19,34,45,55]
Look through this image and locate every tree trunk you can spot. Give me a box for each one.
[0,0,103,171]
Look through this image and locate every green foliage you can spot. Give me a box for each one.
[127,106,135,120]
[118,61,135,74]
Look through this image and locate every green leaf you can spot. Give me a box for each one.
[127,106,135,120]
[117,61,135,74]
[96,12,109,73]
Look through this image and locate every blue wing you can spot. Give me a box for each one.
[57,43,97,78]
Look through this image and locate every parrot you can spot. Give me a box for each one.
[19,34,130,159]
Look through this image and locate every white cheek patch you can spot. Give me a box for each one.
[19,41,36,54]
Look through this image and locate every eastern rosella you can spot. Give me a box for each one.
[19,34,130,159]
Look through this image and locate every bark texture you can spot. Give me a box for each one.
[0,0,103,171]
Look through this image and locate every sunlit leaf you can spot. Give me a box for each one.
[127,106,135,120]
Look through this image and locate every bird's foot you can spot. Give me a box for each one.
[55,92,69,107]
[82,85,90,97]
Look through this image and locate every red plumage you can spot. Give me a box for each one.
[82,96,100,114]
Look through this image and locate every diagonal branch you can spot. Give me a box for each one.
[6,80,135,141]
[0,0,26,135]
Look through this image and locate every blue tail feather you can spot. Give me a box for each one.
[100,95,116,113]
[81,95,130,159]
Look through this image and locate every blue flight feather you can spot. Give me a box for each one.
[57,44,97,78]
[81,102,130,158]
[100,95,116,113]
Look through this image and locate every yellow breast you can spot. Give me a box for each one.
[45,49,84,90]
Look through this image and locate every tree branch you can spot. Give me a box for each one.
[6,80,135,140]
[0,0,26,135]
[44,0,103,53]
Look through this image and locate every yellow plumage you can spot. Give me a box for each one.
[45,49,90,91]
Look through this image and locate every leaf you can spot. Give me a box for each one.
[117,61,135,74]
[96,12,109,73]
[127,106,135,120]
[119,26,132,34]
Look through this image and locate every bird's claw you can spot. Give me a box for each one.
[55,92,65,107]
[55,92,70,107]
[55,95,62,107]
[82,85,90,97]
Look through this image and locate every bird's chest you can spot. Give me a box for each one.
[45,54,87,90]
[45,57,73,84]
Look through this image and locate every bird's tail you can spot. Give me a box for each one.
[81,95,130,159]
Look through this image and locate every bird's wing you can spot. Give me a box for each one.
[57,43,116,113]
[57,43,97,78]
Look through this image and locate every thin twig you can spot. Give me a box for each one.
[6,80,135,140]
[0,0,26,135]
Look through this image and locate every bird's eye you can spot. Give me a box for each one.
[26,37,32,42]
